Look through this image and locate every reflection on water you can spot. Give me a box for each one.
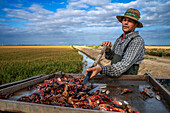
[78,51,100,74]
[8,87,37,100]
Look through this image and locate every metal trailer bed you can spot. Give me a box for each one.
[0,72,169,113]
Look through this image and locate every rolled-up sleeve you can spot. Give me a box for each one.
[101,37,144,77]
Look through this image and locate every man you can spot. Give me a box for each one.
[86,8,145,79]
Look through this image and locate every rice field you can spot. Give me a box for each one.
[145,46,170,57]
[87,45,170,57]
[145,46,170,50]
[0,45,83,84]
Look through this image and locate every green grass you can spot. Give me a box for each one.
[145,51,170,57]
[94,45,99,49]
[144,56,157,60]
[0,46,83,84]
[86,45,93,47]
[88,45,170,57]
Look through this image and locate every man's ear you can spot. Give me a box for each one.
[132,22,138,31]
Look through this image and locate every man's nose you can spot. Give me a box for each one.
[124,20,128,24]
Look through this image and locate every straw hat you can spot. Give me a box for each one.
[116,8,143,28]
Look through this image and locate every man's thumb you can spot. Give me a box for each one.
[87,68,92,72]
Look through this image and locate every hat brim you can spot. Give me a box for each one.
[116,15,143,28]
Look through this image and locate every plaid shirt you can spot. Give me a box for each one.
[101,31,145,77]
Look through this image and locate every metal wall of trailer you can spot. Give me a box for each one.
[0,99,118,113]
[0,72,169,113]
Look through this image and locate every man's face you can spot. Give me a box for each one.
[122,17,137,33]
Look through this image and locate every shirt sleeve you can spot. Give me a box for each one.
[101,37,144,77]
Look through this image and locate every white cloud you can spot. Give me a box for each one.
[13,4,23,8]
[140,1,170,26]
[3,0,169,29]
[68,2,89,9]
[0,18,6,21]
[56,9,86,17]
[60,2,65,4]
[81,0,111,6]
[0,0,170,45]
[28,4,54,15]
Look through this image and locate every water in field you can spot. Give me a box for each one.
[78,51,100,74]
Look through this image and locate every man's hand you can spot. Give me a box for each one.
[85,66,102,79]
[102,41,112,52]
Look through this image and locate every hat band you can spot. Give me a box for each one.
[124,12,139,20]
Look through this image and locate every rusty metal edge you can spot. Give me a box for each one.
[0,71,77,95]
[145,72,170,105]
[55,72,149,81]
[0,74,55,96]
[92,74,148,81]
[0,74,45,89]
[100,74,148,81]
[0,99,120,113]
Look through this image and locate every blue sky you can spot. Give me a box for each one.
[0,0,170,45]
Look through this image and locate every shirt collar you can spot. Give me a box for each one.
[119,31,139,44]
[124,31,139,40]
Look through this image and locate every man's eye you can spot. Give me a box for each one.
[123,19,126,21]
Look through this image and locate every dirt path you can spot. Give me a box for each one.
[74,46,170,78]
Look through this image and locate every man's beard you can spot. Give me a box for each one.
[122,25,134,34]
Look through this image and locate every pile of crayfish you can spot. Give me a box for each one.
[17,74,139,113]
